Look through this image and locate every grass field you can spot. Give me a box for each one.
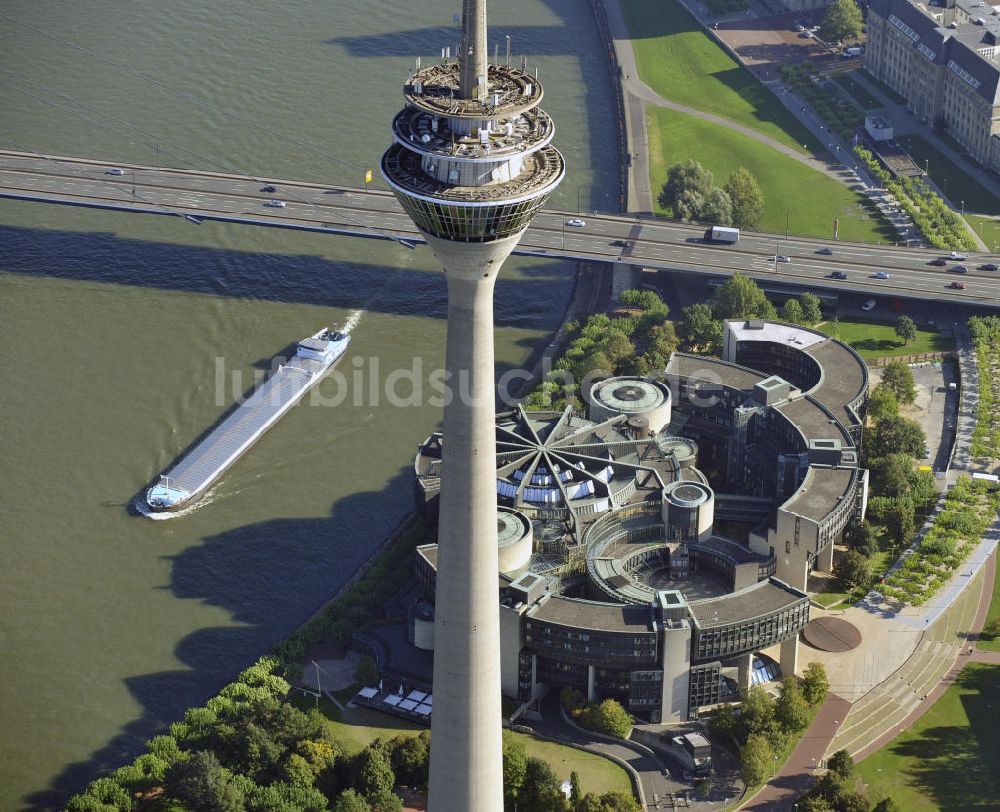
[904,136,1000,217]
[620,0,819,152]
[856,663,1000,810]
[296,697,632,797]
[818,318,952,359]
[646,108,894,242]
[967,215,1000,253]
[979,558,1000,652]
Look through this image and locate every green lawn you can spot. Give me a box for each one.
[294,697,632,797]
[621,0,819,152]
[967,215,1000,253]
[979,557,1000,652]
[903,136,1000,218]
[646,107,894,242]
[818,318,952,360]
[856,663,1000,810]
[832,72,881,110]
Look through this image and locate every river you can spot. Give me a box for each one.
[0,0,617,807]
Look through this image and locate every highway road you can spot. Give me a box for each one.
[3,149,1000,307]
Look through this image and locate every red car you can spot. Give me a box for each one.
[949,281,966,290]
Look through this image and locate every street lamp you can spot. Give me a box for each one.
[925,158,930,175]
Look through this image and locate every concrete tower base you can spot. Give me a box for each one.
[425,231,523,812]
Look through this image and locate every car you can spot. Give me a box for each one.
[928,258,948,266]
[830,271,848,280]
[949,251,967,260]
[924,448,932,458]
[260,184,277,193]
[950,265,969,273]
[979,263,999,271]
[773,255,790,263]
[610,239,626,247]
[107,168,125,176]
[861,299,877,311]
[565,218,586,227]
[809,25,821,32]
[793,23,805,31]
[872,271,890,279]
[949,280,966,289]
[816,247,834,255]
[264,199,286,208]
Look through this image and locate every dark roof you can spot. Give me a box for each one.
[530,595,655,632]
[689,578,807,626]
[666,353,765,393]
[775,396,854,447]
[781,466,858,521]
[802,339,867,427]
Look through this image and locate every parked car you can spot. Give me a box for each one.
[830,271,848,280]
[861,299,876,311]
[565,218,586,227]
[264,199,287,208]
[950,265,969,273]
[260,184,277,193]
[949,280,967,289]
[816,247,834,255]
[872,271,890,279]
[979,263,998,271]
[928,259,947,266]
[793,24,805,31]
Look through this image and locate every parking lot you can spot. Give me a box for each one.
[715,10,863,78]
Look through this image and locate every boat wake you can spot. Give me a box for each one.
[341,309,364,334]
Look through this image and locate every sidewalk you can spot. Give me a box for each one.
[739,694,851,811]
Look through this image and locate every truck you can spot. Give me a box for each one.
[703,225,740,244]
[843,46,862,57]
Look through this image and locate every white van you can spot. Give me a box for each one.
[861,299,876,311]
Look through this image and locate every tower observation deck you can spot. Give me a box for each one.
[382,1,564,809]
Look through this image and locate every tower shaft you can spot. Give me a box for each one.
[459,0,488,101]
[425,235,519,811]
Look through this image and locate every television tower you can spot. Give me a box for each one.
[381,0,564,808]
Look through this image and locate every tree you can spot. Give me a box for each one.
[724,167,765,231]
[872,453,917,499]
[503,732,529,805]
[738,685,775,741]
[781,298,804,325]
[740,733,774,787]
[165,751,246,812]
[834,548,872,592]
[822,0,863,42]
[844,522,880,558]
[357,746,396,808]
[660,160,714,219]
[867,384,899,422]
[592,791,642,811]
[355,655,379,686]
[569,772,582,806]
[590,698,633,739]
[678,303,723,351]
[390,732,429,788]
[775,677,811,732]
[881,361,917,405]
[872,799,902,812]
[517,757,569,812]
[799,293,822,325]
[894,315,917,346]
[700,187,733,226]
[802,662,830,706]
[708,702,739,739]
[334,789,372,812]
[866,415,926,459]
[711,273,777,321]
[827,749,854,780]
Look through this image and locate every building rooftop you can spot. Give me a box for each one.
[403,62,544,119]
[689,578,807,627]
[530,595,655,631]
[775,396,854,447]
[666,353,768,393]
[780,466,859,522]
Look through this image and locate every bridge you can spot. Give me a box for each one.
[3,149,1000,307]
